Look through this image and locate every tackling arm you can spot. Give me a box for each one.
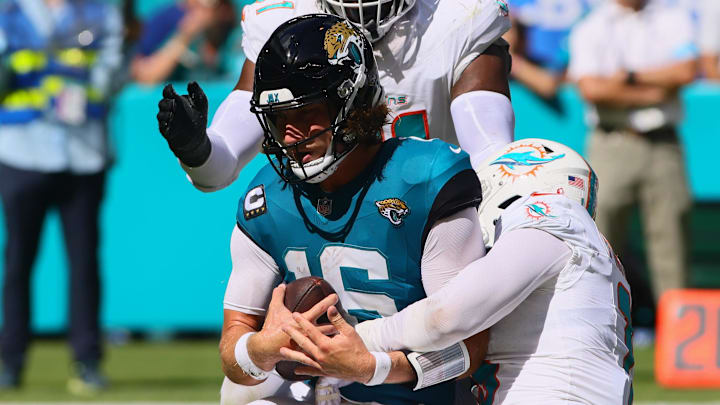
[356,227,572,352]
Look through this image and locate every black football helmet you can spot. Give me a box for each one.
[317,0,416,42]
[251,13,384,184]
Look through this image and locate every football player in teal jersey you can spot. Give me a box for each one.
[219,14,489,405]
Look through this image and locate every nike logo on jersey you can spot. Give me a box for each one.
[449,146,462,154]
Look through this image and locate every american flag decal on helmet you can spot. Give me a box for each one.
[568,175,584,190]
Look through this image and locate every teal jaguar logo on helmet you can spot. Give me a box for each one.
[324,20,362,65]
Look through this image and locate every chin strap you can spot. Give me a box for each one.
[300,144,358,184]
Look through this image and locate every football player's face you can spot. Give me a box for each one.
[276,102,334,164]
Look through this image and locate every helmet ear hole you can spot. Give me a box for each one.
[498,195,522,210]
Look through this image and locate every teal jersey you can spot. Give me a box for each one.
[236,137,482,405]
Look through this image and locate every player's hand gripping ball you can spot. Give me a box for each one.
[277,276,344,381]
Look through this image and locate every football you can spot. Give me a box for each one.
[276,276,341,381]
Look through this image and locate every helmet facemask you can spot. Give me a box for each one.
[255,96,360,184]
[318,0,417,42]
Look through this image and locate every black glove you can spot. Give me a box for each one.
[157,81,211,167]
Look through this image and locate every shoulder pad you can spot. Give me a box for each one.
[241,2,317,63]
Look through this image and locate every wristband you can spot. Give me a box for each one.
[406,342,470,390]
[366,352,392,386]
[234,332,270,380]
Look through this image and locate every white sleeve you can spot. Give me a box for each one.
[421,206,486,295]
[223,226,282,315]
[181,90,264,192]
[240,3,299,63]
[356,227,572,352]
[450,90,514,168]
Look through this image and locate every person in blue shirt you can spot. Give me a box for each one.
[178,14,488,404]
[0,0,122,392]
[130,0,239,84]
[505,0,598,99]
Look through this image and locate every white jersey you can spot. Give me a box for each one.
[240,0,510,146]
[477,194,633,405]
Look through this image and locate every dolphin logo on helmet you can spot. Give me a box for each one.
[491,151,565,169]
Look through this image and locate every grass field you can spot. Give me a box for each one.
[1,339,720,403]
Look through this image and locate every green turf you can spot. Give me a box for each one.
[633,344,720,402]
[0,339,223,402]
[2,340,720,402]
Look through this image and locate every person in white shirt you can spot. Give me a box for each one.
[568,0,697,304]
[277,138,634,405]
[697,0,720,79]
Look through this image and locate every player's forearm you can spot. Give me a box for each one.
[219,323,266,385]
[357,229,570,352]
[181,133,242,192]
[383,351,417,384]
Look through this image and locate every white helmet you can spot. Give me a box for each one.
[476,138,599,247]
[317,0,416,42]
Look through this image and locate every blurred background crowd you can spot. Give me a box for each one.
[0,0,719,396]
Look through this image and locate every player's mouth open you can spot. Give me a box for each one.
[293,149,314,164]
[301,152,314,164]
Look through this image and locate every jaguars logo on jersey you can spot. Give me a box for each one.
[375,198,410,227]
